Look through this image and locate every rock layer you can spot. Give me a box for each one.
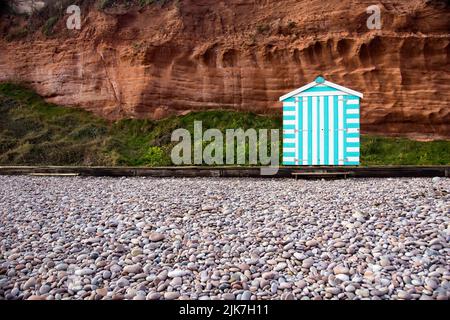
[0,0,449,139]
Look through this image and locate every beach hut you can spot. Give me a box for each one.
[280,76,363,166]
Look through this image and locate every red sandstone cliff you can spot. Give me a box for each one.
[0,0,449,139]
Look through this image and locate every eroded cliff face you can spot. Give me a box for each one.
[0,0,449,139]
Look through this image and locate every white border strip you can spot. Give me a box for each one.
[346,99,359,105]
[347,118,359,124]
[303,97,308,165]
[284,120,296,125]
[296,91,349,97]
[347,147,360,153]
[312,97,318,165]
[284,111,296,116]
[328,96,334,165]
[346,109,359,115]
[338,96,344,165]
[319,96,325,165]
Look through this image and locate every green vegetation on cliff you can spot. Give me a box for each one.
[0,83,449,166]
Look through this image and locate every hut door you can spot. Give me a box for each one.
[297,95,346,165]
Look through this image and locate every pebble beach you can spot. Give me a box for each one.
[0,176,449,300]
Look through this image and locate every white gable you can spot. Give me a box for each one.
[279,77,363,101]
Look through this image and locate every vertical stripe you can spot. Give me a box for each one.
[338,96,344,165]
[308,97,313,165]
[283,103,286,165]
[343,97,348,165]
[319,96,324,165]
[296,97,301,165]
[296,99,299,160]
[328,96,334,165]
[333,96,339,166]
[316,96,320,165]
[324,95,329,166]
[312,96,318,165]
[302,96,308,165]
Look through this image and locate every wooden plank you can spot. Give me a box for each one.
[292,171,352,180]
[29,173,79,177]
[292,172,351,176]
[0,166,448,178]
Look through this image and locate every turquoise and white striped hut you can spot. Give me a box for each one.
[280,76,363,166]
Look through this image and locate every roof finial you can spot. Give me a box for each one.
[315,75,325,84]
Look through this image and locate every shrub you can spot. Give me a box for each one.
[141,146,170,166]
[5,27,28,41]
[287,21,297,29]
[256,23,270,34]
[98,0,116,10]
[42,16,58,36]
[138,0,155,6]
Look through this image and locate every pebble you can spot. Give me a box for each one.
[305,239,318,247]
[147,292,161,300]
[27,295,46,300]
[296,280,307,289]
[241,291,252,300]
[262,272,275,280]
[23,277,36,290]
[55,263,68,271]
[302,258,314,268]
[96,288,108,297]
[117,277,130,288]
[271,283,278,293]
[425,278,439,290]
[293,252,306,260]
[170,277,183,287]
[10,287,19,296]
[164,292,180,300]
[123,264,142,274]
[131,248,143,256]
[397,291,412,300]
[333,241,346,248]
[39,284,51,294]
[336,274,350,282]
[75,268,94,276]
[222,293,235,300]
[345,285,356,292]
[355,289,370,298]
[281,292,295,300]
[168,269,190,278]
[380,257,391,267]
[274,263,287,272]
[149,232,165,242]
[325,287,341,295]
[333,265,350,275]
